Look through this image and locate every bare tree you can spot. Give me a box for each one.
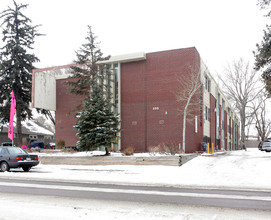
[176,64,202,153]
[218,59,261,145]
[252,93,271,140]
[34,114,55,133]
[36,109,55,126]
[245,115,255,140]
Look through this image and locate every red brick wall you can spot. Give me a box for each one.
[55,78,85,147]
[224,111,228,150]
[219,105,222,150]
[54,47,206,153]
[121,47,203,153]
[210,94,216,148]
[121,61,147,152]
[229,116,232,150]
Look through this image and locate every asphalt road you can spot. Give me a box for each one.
[0,177,271,211]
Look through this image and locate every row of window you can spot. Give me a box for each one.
[205,76,234,119]
[99,63,119,114]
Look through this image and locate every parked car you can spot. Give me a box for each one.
[0,142,13,147]
[258,141,264,151]
[45,142,55,149]
[29,139,45,149]
[0,146,39,172]
[262,138,271,152]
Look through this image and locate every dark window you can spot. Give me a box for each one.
[204,75,211,92]
[205,106,211,122]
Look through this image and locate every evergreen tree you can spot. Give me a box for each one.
[67,25,110,97]
[0,1,41,146]
[74,85,120,153]
[69,26,119,153]
[254,25,271,96]
[255,0,271,95]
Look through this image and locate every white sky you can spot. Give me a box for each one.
[0,0,268,75]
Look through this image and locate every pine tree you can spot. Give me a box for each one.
[0,1,42,146]
[254,25,271,96]
[67,25,110,97]
[74,85,120,153]
[69,26,119,153]
[255,0,271,95]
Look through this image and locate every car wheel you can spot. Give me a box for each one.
[0,162,10,172]
[22,167,31,172]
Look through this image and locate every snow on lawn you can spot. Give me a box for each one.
[2,148,271,190]
[37,150,169,157]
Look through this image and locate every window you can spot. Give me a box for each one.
[204,106,207,120]
[7,147,26,154]
[204,106,211,122]
[101,63,119,114]
[204,75,211,92]
[44,136,53,140]
[195,116,198,133]
[204,75,208,90]
[221,99,225,132]
[0,148,8,155]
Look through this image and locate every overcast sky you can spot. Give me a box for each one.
[0,0,268,75]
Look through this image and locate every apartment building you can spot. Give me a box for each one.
[32,47,239,153]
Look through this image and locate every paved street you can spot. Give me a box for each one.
[1,149,271,219]
[1,177,271,211]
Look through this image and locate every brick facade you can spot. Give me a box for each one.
[55,78,85,147]
[224,111,228,150]
[121,48,203,153]
[210,94,216,149]
[33,47,240,153]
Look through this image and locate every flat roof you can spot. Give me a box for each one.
[97,52,146,64]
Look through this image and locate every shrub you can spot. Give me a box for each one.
[148,142,180,155]
[147,145,163,155]
[122,146,134,156]
[162,142,180,155]
[56,140,65,149]
[109,147,117,152]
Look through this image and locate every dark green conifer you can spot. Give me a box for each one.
[69,26,119,153]
[254,25,271,95]
[0,1,41,145]
[74,85,120,153]
[67,25,110,96]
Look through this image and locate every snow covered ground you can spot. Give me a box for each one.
[1,148,271,220]
[2,148,271,190]
[1,192,270,220]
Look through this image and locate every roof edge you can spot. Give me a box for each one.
[97,52,146,64]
